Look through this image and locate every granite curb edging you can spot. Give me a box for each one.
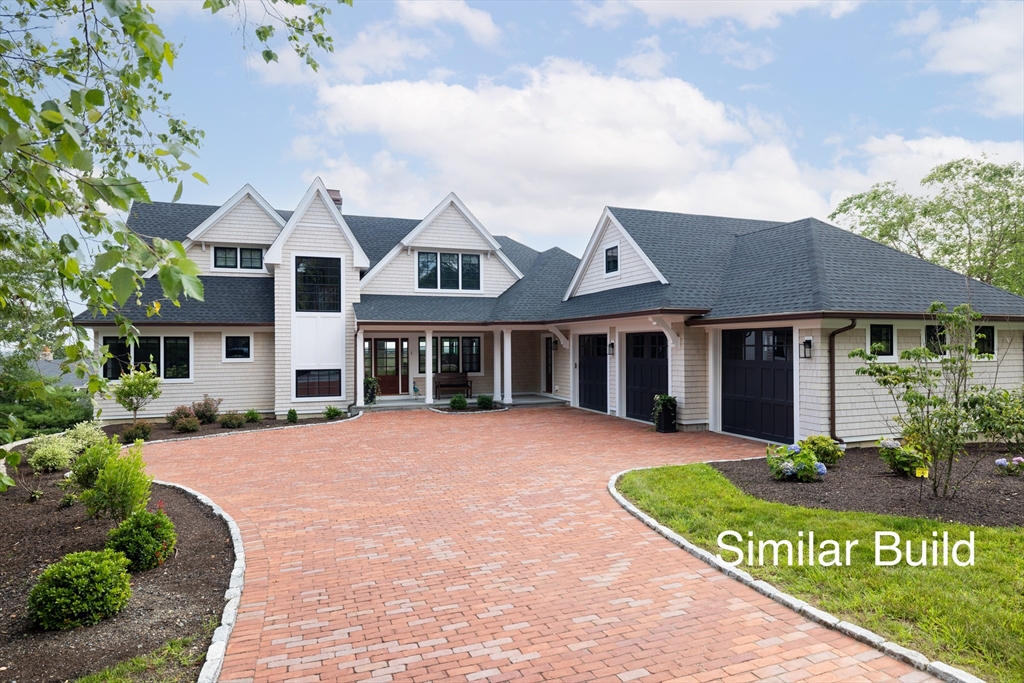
[426,406,511,415]
[153,480,246,683]
[607,467,986,683]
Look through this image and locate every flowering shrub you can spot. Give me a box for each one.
[766,443,824,482]
[798,435,844,465]
[877,438,930,477]
[995,456,1024,476]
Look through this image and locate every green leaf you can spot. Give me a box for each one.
[39,110,64,124]
[5,95,34,122]
[191,171,208,184]
[58,132,80,162]
[172,180,183,203]
[180,274,204,301]
[93,249,121,273]
[261,49,279,63]
[59,234,80,253]
[85,89,105,107]
[72,149,94,172]
[110,267,136,306]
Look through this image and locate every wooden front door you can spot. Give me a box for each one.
[545,338,553,394]
[374,339,400,395]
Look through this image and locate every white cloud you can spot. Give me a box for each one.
[578,0,860,30]
[616,36,671,78]
[703,28,775,69]
[395,0,501,47]
[574,0,632,29]
[896,6,941,36]
[913,2,1024,117]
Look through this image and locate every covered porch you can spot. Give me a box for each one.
[354,325,570,409]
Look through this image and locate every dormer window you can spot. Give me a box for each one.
[417,251,481,291]
[605,246,619,274]
[213,246,264,271]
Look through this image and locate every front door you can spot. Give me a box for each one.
[625,332,668,421]
[721,329,793,442]
[545,337,554,394]
[374,339,399,395]
[578,334,607,412]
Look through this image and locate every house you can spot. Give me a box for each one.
[75,178,1024,445]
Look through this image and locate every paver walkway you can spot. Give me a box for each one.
[144,407,937,683]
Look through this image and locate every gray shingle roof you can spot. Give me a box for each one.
[125,201,294,243]
[494,236,540,273]
[74,276,275,325]
[354,295,497,323]
[346,215,421,270]
[33,358,86,388]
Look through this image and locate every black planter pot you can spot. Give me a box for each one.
[655,405,677,433]
[365,386,377,405]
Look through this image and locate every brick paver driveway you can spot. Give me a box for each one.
[145,407,935,683]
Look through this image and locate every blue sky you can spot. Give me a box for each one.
[151,0,1024,256]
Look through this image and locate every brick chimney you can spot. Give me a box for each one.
[327,189,343,208]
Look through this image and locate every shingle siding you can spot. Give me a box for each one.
[681,326,708,425]
[551,330,571,400]
[797,326,830,438]
[195,195,283,246]
[360,249,517,298]
[511,331,541,394]
[411,205,493,251]
[574,220,659,297]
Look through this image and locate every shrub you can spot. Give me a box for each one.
[323,405,344,420]
[995,456,1024,476]
[165,405,195,428]
[80,442,152,522]
[106,508,178,571]
[119,420,152,442]
[27,550,131,630]
[27,435,75,473]
[65,421,107,455]
[449,393,468,411]
[476,394,494,410]
[243,409,262,423]
[112,366,162,423]
[798,435,844,465]
[71,437,120,491]
[174,416,201,433]
[878,438,930,477]
[0,384,93,437]
[766,443,824,482]
[287,408,298,424]
[191,395,223,424]
[219,411,246,429]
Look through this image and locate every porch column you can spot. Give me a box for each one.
[493,330,502,401]
[425,329,434,404]
[356,328,365,408]
[502,328,513,405]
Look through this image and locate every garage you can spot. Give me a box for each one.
[624,332,668,421]
[721,329,793,442]
[578,334,607,412]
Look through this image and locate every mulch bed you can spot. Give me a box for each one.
[711,445,1024,528]
[103,415,347,443]
[0,459,234,682]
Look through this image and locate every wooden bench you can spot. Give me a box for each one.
[434,372,472,398]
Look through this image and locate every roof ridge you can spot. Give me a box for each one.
[804,220,829,310]
[607,206,787,226]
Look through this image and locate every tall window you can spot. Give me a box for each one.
[461,254,480,290]
[214,246,237,268]
[870,324,894,357]
[134,336,161,370]
[975,325,995,356]
[295,369,341,397]
[440,253,460,289]
[295,256,341,312]
[418,252,438,289]
[417,251,481,291]
[102,337,131,379]
[605,246,618,274]
[925,325,946,355]
[439,337,460,372]
[462,337,481,372]
[163,337,190,379]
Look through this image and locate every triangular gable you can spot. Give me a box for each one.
[563,207,667,301]
[185,184,285,244]
[265,178,370,269]
[360,192,523,288]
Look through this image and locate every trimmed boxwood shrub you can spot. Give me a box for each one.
[449,393,468,411]
[287,408,298,424]
[71,437,120,491]
[219,411,246,429]
[476,394,494,410]
[27,550,132,630]
[119,420,152,443]
[174,416,201,433]
[165,405,195,428]
[107,509,178,571]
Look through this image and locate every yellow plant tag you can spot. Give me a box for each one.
[915,467,929,478]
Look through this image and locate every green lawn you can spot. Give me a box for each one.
[617,464,1024,683]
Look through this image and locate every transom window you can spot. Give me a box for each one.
[975,325,995,356]
[214,246,264,270]
[419,336,482,373]
[295,256,341,312]
[295,369,341,397]
[869,324,894,358]
[605,246,619,274]
[102,335,190,380]
[417,252,481,291]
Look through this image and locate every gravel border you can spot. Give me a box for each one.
[607,467,987,683]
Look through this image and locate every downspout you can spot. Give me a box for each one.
[828,319,857,443]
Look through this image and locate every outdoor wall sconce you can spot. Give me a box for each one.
[801,337,813,358]
[608,342,615,355]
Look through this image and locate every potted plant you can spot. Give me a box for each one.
[364,376,380,405]
[652,394,677,433]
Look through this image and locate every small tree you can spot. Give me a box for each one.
[850,302,989,498]
[112,366,162,424]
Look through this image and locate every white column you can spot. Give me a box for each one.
[503,328,513,405]
[356,328,365,408]
[493,330,502,401]
[425,330,434,404]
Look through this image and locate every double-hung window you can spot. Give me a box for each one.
[102,335,190,380]
[417,252,481,291]
[295,256,341,312]
[605,246,619,274]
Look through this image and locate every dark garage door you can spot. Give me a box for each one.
[578,334,607,412]
[722,329,793,442]
[625,332,668,421]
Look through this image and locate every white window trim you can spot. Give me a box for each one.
[413,250,486,294]
[974,325,998,361]
[101,331,194,384]
[921,325,950,359]
[291,252,346,403]
[414,334,485,376]
[292,368,344,402]
[222,331,255,363]
[603,241,621,278]
[210,245,268,274]
[866,324,897,363]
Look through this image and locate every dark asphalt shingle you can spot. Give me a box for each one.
[346,215,421,270]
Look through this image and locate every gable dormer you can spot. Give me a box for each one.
[183,185,286,276]
[564,207,666,300]
[360,193,523,297]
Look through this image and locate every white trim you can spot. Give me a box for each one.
[546,326,569,349]
[359,192,523,288]
[502,328,513,405]
[289,251,347,403]
[708,328,722,432]
[265,177,370,269]
[563,208,668,301]
[493,330,502,401]
[412,249,487,294]
[602,241,620,278]
[649,315,681,348]
[99,330,195,384]
[186,184,285,243]
[865,323,897,363]
[222,331,254,363]
[210,245,268,275]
